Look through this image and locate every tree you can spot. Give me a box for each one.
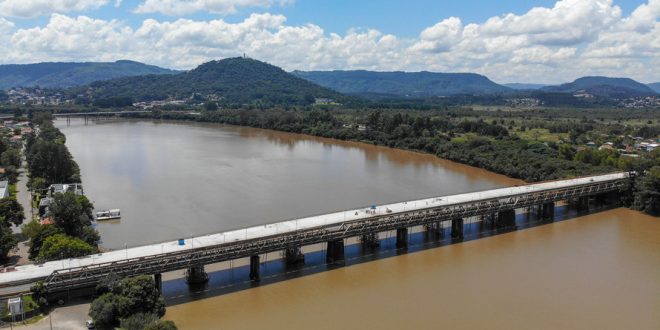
[558,143,575,160]
[37,234,97,261]
[48,192,95,240]
[0,224,17,261]
[89,293,117,326]
[144,320,178,330]
[120,313,160,330]
[27,177,48,192]
[89,275,167,327]
[27,140,76,184]
[27,223,62,260]
[0,198,24,227]
[0,149,22,168]
[203,101,218,111]
[633,166,660,216]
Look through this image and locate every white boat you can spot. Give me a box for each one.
[95,209,121,221]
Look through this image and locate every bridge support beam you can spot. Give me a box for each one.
[285,247,305,265]
[396,228,408,249]
[154,273,162,293]
[496,209,516,229]
[249,255,260,281]
[451,218,464,240]
[326,239,345,264]
[361,232,380,249]
[186,265,208,284]
[542,202,555,220]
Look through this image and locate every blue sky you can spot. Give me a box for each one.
[0,0,658,83]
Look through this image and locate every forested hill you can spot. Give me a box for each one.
[541,76,657,98]
[82,58,343,106]
[291,70,512,97]
[648,82,660,93]
[0,60,177,89]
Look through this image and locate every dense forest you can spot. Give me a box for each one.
[74,58,343,107]
[0,60,176,89]
[292,70,511,97]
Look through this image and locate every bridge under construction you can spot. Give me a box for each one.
[0,172,630,297]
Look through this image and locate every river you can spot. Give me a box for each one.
[57,118,519,249]
[57,118,659,329]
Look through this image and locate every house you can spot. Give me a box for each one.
[48,183,84,196]
[0,181,8,198]
[586,142,596,148]
[40,216,55,225]
[598,144,614,151]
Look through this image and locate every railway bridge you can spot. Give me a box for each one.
[0,172,630,297]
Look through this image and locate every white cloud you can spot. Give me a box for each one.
[0,0,110,18]
[0,0,658,84]
[134,0,293,16]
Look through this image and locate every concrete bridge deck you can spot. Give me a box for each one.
[0,172,630,293]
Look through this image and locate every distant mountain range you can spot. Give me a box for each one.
[292,70,511,97]
[648,82,660,93]
[541,76,657,98]
[81,57,342,105]
[0,60,177,89]
[502,83,547,90]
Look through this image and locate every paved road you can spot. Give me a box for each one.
[10,302,90,330]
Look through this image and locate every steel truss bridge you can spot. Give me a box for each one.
[1,172,631,295]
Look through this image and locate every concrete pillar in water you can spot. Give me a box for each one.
[249,255,260,281]
[186,264,208,284]
[396,228,408,249]
[451,218,464,240]
[361,232,380,249]
[326,239,345,264]
[577,196,590,212]
[542,202,555,220]
[154,273,162,293]
[285,247,305,265]
[496,209,516,229]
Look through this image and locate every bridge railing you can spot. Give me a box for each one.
[40,176,629,293]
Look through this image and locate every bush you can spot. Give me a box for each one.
[37,234,97,261]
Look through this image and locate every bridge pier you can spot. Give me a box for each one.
[361,232,380,249]
[185,265,208,284]
[396,228,408,249]
[154,273,162,293]
[249,255,260,281]
[496,209,516,230]
[577,196,590,212]
[451,218,464,240]
[541,202,555,220]
[285,247,305,265]
[326,239,345,264]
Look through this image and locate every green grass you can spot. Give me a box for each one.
[514,128,568,143]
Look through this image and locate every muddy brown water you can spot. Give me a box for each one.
[57,119,659,329]
[163,208,659,330]
[57,118,519,249]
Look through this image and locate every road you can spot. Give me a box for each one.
[10,301,90,330]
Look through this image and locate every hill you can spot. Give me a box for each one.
[541,76,657,98]
[82,58,342,106]
[0,60,177,89]
[503,83,546,90]
[291,70,511,97]
[648,82,660,93]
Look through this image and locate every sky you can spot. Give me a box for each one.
[0,0,658,84]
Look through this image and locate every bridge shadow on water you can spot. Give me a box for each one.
[162,204,618,306]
